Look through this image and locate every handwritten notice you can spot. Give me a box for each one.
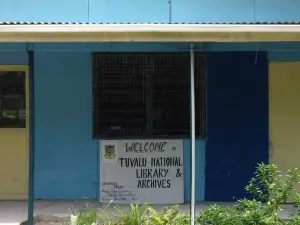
[100,140,184,204]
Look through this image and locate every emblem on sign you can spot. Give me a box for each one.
[104,144,116,160]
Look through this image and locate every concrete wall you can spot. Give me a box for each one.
[0,0,300,23]
[0,42,299,201]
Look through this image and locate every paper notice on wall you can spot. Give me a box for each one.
[99,140,184,204]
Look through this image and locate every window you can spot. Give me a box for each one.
[93,53,205,139]
[0,71,26,128]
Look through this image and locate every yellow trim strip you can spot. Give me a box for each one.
[0,24,300,42]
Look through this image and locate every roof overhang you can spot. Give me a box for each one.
[1,24,300,42]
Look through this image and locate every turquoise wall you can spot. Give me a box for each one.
[0,43,207,201]
[33,48,205,200]
[184,140,205,202]
[0,0,300,23]
[34,52,98,198]
[172,0,300,23]
[0,42,299,200]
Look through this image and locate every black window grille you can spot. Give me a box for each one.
[93,52,206,139]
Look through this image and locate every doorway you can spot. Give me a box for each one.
[269,62,300,203]
[205,52,269,201]
[0,65,29,199]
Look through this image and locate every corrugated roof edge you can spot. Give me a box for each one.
[1,21,300,25]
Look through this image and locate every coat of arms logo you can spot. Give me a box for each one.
[104,144,116,160]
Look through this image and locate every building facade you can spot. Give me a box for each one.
[0,0,299,203]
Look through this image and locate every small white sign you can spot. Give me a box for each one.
[100,140,184,204]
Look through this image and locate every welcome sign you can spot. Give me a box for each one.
[99,140,184,204]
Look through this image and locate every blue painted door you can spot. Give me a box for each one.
[205,52,269,202]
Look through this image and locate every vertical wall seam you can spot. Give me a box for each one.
[253,0,256,22]
[168,0,172,23]
[87,0,90,23]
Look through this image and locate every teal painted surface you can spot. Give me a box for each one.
[32,47,206,199]
[1,42,300,54]
[172,0,255,23]
[0,43,28,64]
[172,0,300,23]
[31,42,300,61]
[34,51,98,199]
[183,140,206,202]
[0,43,206,200]
[268,51,300,62]
[89,0,169,23]
[32,42,300,62]
[32,43,191,52]
[0,0,87,22]
[255,0,300,22]
[0,42,298,199]
[0,51,28,64]
[0,0,300,23]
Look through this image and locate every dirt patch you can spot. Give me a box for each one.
[20,214,69,225]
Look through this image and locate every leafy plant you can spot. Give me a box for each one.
[98,203,190,225]
[148,205,190,225]
[121,203,150,225]
[246,164,300,215]
[98,204,121,225]
[197,163,300,225]
[197,204,241,225]
[76,207,100,225]
[234,199,279,225]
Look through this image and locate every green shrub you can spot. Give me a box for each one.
[197,204,241,225]
[196,163,300,225]
[72,163,300,225]
[197,163,300,225]
[115,203,190,225]
[148,205,190,225]
[76,207,100,225]
[121,203,150,225]
[73,202,190,225]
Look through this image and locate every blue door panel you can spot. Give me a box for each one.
[205,52,269,202]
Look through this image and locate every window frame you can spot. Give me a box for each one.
[92,52,206,140]
[0,65,29,130]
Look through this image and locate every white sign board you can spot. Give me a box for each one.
[100,140,184,204]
